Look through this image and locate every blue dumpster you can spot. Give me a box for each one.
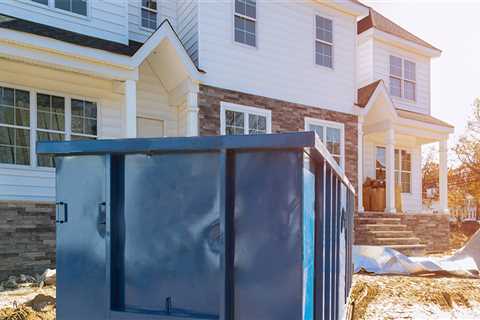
[37,132,355,320]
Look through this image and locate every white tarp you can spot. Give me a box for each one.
[353,230,480,278]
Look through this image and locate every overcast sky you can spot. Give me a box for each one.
[363,0,480,148]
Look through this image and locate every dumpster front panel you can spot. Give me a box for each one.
[56,156,107,320]
[111,152,222,318]
[233,150,303,320]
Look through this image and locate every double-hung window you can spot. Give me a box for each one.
[234,0,256,47]
[376,147,411,193]
[305,118,344,167]
[220,102,271,135]
[71,99,97,140]
[0,87,30,165]
[55,0,87,16]
[389,55,416,101]
[141,0,158,30]
[315,15,333,68]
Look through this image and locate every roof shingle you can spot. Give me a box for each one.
[357,7,441,52]
[357,80,382,107]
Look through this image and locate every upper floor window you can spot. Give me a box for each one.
[305,118,344,168]
[55,0,87,16]
[389,55,416,101]
[315,16,333,68]
[234,0,256,47]
[141,0,158,30]
[220,102,271,135]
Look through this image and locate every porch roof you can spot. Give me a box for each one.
[357,80,454,131]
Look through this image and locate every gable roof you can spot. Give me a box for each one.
[357,7,441,52]
[357,79,382,107]
[357,80,453,129]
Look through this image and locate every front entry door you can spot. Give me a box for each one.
[55,156,107,320]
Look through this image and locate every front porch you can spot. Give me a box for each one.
[356,80,454,214]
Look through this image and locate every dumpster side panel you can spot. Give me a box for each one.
[302,160,316,320]
[233,150,303,320]
[114,152,222,318]
[56,156,107,320]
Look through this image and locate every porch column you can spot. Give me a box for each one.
[357,116,365,212]
[185,89,199,137]
[439,139,449,213]
[124,79,137,138]
[385,127,396,213]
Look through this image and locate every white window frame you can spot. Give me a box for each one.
[26,0,91,18]
[375,146,412,194]
[0,82,100,171]
[233,0,257,48]
[304,117,344,169]
[140,0,158,31]
[389,55,416,102]
[220,102,271,135]
[314,15,334,69]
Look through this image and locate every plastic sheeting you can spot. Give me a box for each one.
[354,230,480,278]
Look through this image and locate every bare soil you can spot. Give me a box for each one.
[0,285,55,320]
[349,274,480,320]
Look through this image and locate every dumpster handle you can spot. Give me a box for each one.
[98,202,106,225]
[55,202,68,224]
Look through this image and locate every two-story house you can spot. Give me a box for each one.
[0,0,452,276]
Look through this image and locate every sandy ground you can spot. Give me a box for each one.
[349,274,480,320]
[0,285,55,320]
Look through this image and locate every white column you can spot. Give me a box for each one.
[124,79,137,138]
[385,127,396,213]
[439,139,449,213]
[357,116,365,212]
[185,90,199,137]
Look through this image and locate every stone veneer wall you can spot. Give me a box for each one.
[0,202,56,280]
[398,213,450,253]
[198,84,358,188]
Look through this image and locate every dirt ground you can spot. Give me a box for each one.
[349,274,480,320]
[0,285,55,320]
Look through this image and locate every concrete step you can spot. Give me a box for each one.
[388,244,427,257]
[354,224,407,232]
[354,217,402,225]
[371,237,421,246]
[365,230,414,238]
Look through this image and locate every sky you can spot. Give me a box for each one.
[363,0,480,148]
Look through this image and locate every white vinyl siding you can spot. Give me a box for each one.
[176,0,198,65]
[220,102,271,135]
[199,1,357,114]
[305,117,344,168]
[315,15,333,68]
[0,0,127,43]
